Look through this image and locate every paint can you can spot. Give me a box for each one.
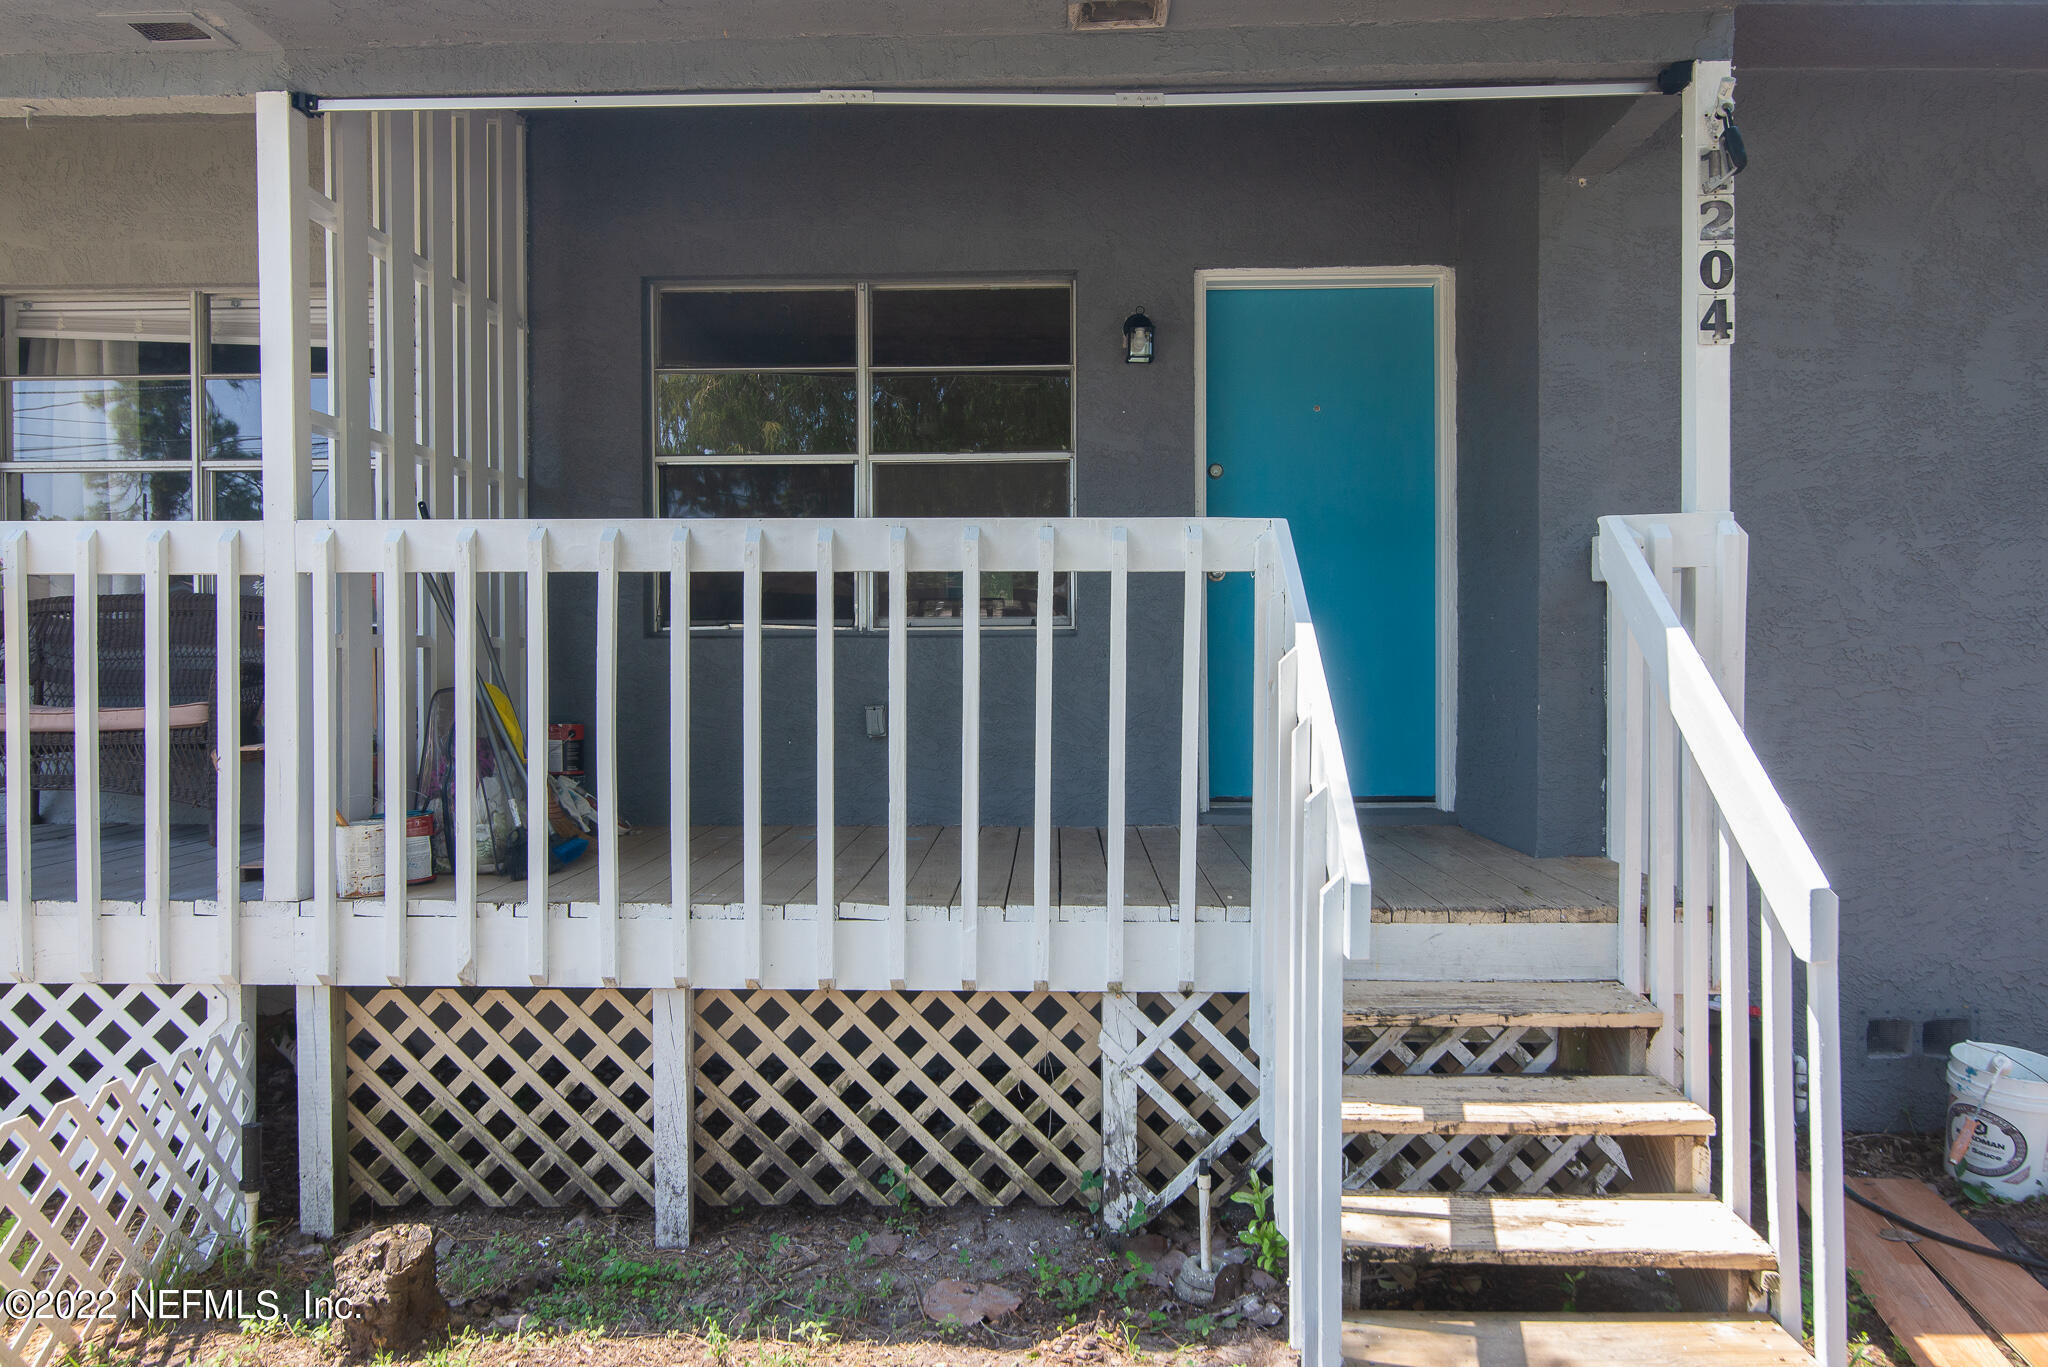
[404,811,436,885]
[333,813,438,898]
[1946,1040,2048,1199]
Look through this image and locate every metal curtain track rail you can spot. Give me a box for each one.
[311,81,1655,114]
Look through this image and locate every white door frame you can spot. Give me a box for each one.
[1193,266,1459,812]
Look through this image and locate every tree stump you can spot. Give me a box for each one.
[331,1223,449,1359]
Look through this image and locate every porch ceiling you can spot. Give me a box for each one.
[0,0,1731,112]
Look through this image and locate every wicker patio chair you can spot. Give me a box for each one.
[0,590,264,811]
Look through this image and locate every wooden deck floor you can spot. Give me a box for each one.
[5,820,1616,920]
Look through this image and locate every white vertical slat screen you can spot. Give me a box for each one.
[2,533,26,979]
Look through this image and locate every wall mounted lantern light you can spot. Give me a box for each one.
[1122,309,1155,364]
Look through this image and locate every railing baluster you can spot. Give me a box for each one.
[1761,902,1797,1338]
[668,528,690,985]
[1607,605,1644,993]
[595,527,621,987]
[742,527,764,988]
[215,530,242,982]
[1682,747,1713,1107]
[887,525,909,989]
[959,526,981,988]
[815,528,836,987]
[1249,532,1279,1133]
[524,528,549,985]
[453,527,480,984]
[1644,526,1679,1084]
[73,532,101,980]
[311,528,340,978]
[1031,525,1055,992]
[3,532,29,979]
[1717,814,1750,1220]
[383,529,411,986]
[143,530,172,983]
[1105,527,1128,991]
[1177,523,1202,992]
[1807,889,1847,1367]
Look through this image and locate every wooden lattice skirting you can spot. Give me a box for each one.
[343,988,1274,1218]
[0,1027,252,1367]
[0,984,241,1124]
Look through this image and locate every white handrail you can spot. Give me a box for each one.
[1597,514,1845,1367]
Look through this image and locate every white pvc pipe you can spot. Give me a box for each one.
[313,81,1653,114]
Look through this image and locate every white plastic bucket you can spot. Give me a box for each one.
[1946,1040,2048,1199]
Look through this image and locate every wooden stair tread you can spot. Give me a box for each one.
[1344,980,1659,1030]
[1340,1193,1775,1269]
[1342,1311,1811,1366]
[1342,1074,1714,1136]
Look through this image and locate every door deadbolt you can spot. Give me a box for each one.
[1207,463,1224,478]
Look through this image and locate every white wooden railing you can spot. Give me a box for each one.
[0,516,1369,994]
[1250,522,1372,1366]
[1597,512,1844,1367]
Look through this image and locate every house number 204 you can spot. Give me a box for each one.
[1697,196,1735,346]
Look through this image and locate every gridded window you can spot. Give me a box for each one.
[652,282,1075,629]
[0,294,331,523]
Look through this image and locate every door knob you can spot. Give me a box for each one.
[1207,463,1223,479]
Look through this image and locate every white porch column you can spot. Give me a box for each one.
[652,988,695,1248]
[1680,59,1736,514]
[295,984,350,1237]
[256,91,315,901]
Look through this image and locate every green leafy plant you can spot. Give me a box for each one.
[876,1169,919,1234]
[1558,1269,1587,1312]
[1078,1169,1106,1219]
[1230,1174,1287,1276]
[1117,1198,1152,1237]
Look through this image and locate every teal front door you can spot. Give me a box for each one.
[1205,282,1440,801]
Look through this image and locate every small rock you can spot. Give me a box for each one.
[292,1243,326,1259]
[331,1224,449,1360]
[565,1212,594,1232]
[921,1279,1022,1326]
[1249,1268,1279,1294]
[1237,1295,1284,1329]
[434,1235,456,1260]
[903,1241,939,1263]
[1218,1246,1250,1266]
[1212,1262,1249,1303]
[866,1232,905,1258]
[493,1313,527,1332]
[1144,1250,1186,1289]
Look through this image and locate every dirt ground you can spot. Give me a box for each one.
[63,1128,2048,1366]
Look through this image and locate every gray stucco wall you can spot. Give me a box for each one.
[0,115,263,290]
[1734,69,2048,1129]
[528,104,1604,830]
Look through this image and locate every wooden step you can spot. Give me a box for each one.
[1342,1074,1714,1136]
[1342,1312,1811,1366]
[1340,1194,1775,1270]
[1344,980,1660,1030]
